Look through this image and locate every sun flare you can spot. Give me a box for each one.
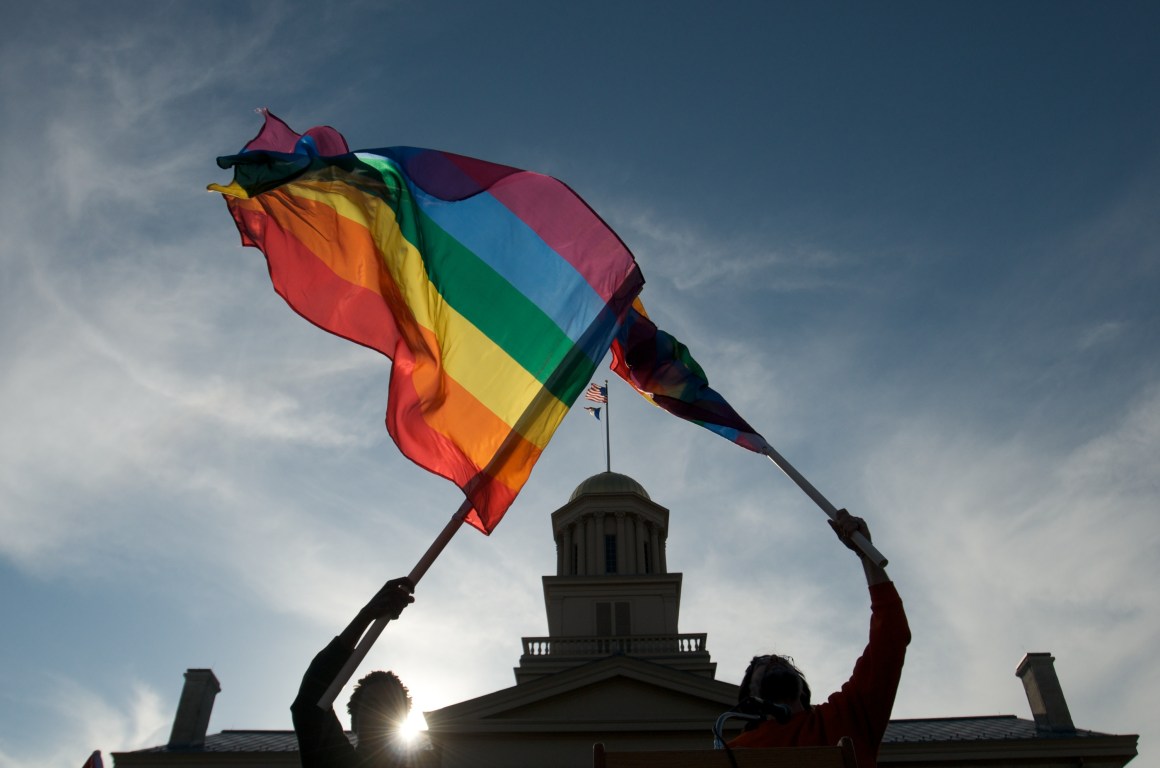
[398,709,428,742]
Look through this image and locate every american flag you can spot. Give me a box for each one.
[584,383,607,403]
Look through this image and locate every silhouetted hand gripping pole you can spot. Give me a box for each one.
[759,439,888,567]
[318,498,473,709]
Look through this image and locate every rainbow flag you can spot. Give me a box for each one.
[611,298,766,453]
[210,111,643,533]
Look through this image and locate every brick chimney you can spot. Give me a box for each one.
[167,668,221,749]
[1015,652,1075,733]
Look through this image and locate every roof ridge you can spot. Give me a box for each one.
[888,715,1019,723]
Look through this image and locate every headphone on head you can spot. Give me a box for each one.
[736,655,811,725]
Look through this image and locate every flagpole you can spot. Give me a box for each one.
[758,439,888,568]
[604,379,611,472]
[318,498,473,709]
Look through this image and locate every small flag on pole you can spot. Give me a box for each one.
[585,383,608,403]
[584,406,602,420]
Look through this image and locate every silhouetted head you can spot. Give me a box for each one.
[348,671,412,755]
[739,654,811,714]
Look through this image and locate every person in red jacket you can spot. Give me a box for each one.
[729,510,910,768]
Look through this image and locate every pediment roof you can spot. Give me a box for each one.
[424,655,738,733]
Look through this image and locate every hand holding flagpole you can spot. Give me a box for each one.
[608,299,887,568]
[318,499,472,709]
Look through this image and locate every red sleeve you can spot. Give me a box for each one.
[729,583,910,768]
[831,581,911,750]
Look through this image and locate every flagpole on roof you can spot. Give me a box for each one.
[604,379,611,473]
[318,498,472,710]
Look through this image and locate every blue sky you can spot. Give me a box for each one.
[2,1,1158,765]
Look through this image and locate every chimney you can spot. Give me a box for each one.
[1015,652,1075,733]
[167,668,221,749]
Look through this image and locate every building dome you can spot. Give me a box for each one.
[568,471,650,502]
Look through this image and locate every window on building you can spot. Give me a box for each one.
[571,543,579,575]
[604,534,617,574]
[596,601,631,636]
[642,544,652,574]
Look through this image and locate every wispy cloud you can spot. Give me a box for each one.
[0,676,167,768]
[616,204,857,294]
[0,4,408,589]
[1075,320,1126,351]
[863,383,1160,733]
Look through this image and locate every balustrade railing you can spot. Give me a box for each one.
[521,633,707,658]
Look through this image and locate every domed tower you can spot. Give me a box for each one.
[555,471,667,578]
[515,471,716,682]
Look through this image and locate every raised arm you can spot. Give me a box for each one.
[337,577,415,650]
[828,509,889,586]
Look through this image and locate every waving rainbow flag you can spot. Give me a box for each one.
[211,111,643,533]
[611,298,766,453]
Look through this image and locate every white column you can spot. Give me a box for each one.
[635,518,646,574]
[659,527,668,573]
[562,525,573,576]
[649,523,661,575]
[615,512,627,574]
[585,514,596,575]
[595,512,606,574]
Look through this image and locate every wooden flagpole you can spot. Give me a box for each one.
[758,439,888,567]
[318,498,473,709]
